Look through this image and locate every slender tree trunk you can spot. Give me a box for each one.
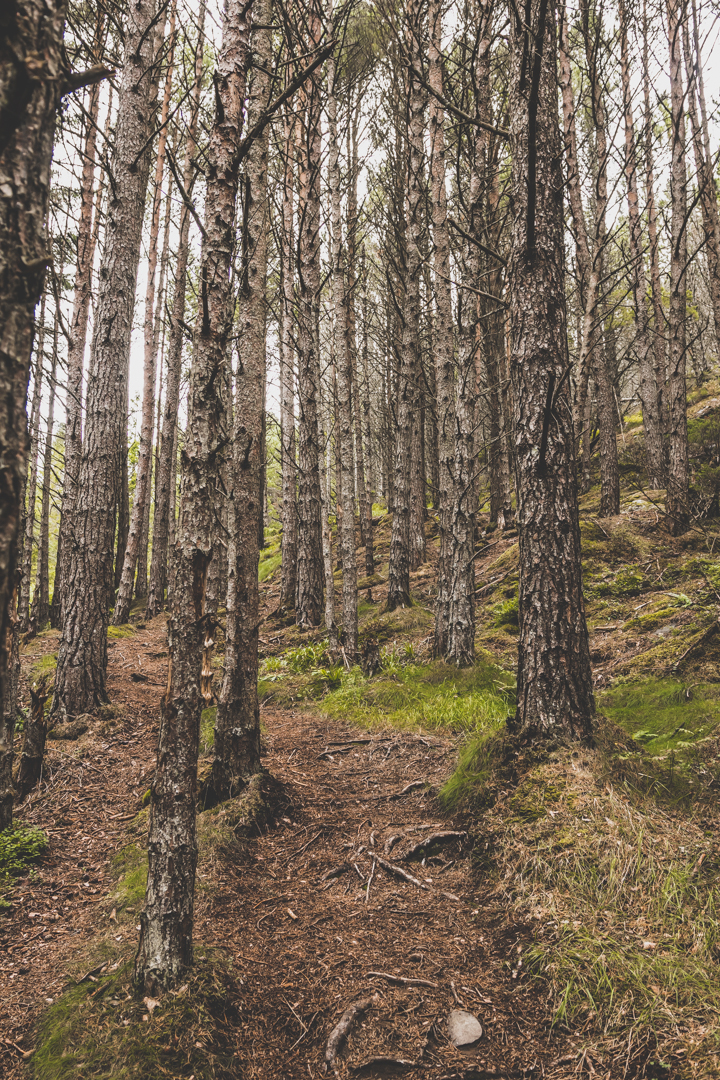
[209,0,271,805]
[0,0,68,828]
[295,34,325,628]
[18,304,45,632]
[508,0,594,741]
[114,9,176,624]
[53,0,163,717]
[642,0,667,430]
[327,25,358,658]
[619,0,664,487]
[429,0,457,657]
[279,103,298,611]
[136,0,251,994]
[31,305,58,629]
[360,249,375,575]
[387,0,425,609]
[146,3,206,619]
[56,28,105,624]
[666,0,690,532]
[320,408,339,651]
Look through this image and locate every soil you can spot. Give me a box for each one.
[0,617,578,1079]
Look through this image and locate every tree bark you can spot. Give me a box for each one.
[114,6,176,625]
[327,22,358,658]
[136,0,251,993]
[619,0,664,488]
[31,301,58,630]
[387,0,425,610]
[146,2,206,619]
[507,0,594,741]
[665,0,690,532]
[18,303,45,632]
[0,0,68,829]
[209,0,271,805]
[53,0,163,717]
[279,102,298,612]
[295,24,325,629]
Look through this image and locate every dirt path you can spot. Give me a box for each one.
[1,624,573,1079]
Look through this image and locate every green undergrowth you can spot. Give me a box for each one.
[258,543,281,582]
[465,743,720,1078]
[320,652,515,735]
[31,952,241,1080]
[107,624,135,640]
[0,824,48,909]
[600,677,720,765]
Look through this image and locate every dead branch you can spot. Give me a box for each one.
[325,994,379,1070]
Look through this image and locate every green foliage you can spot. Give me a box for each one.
[107,624,135,640]
[320,656,514,739]
[599,678,720,758]
[284,642,330,673]
[258,546,281,583]
[31,954,239,1080]
[200,706,217,756]
[0,825,48,906]
[492,596,519,629]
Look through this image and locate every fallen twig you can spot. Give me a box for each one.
[375,856,430,890]
[351,1058,417,1073]
[404,831,467,861]
[365,857,376,904]
[367,971,438,989]
[325,994,379,1070]
[390,779,430,799]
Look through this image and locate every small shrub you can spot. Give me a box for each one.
[492,596,519,629]
[0,825,48,908]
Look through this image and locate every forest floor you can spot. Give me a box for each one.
[4,438,720,1077]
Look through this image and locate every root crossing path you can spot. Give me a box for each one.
[1,619,575,1079]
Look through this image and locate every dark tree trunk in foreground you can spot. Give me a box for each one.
[136,0,251,993]
[146,5,206,619]
[209,0,271,805]
[0,0,68,828]
[665,0,690,532]
[507,0,594,741]
[53,0,163,718]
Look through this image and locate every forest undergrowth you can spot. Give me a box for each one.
[4,456,720,1078]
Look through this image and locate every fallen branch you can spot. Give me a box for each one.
[375,856,430,890]
[325,994,379,1070]
[352,1058,418,1073]
[366,971,438,989]
[404,831,467,861]
[365,857,376,904]
[390,779,430,799]
[672,621,720,670]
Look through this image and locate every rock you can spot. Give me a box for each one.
[447,1008,483,1048]
[49,719,88,741]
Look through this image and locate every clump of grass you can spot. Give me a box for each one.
[456,739,720,1076]
[258,541,281,582]
[31,953,240,1080]
[600,677,720,765]
[0,824,48,908]
[201,706,217,755]
[320,655,514,736]
[107,624,135,640]
[492,596,519,630]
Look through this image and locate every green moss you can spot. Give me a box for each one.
[508,777,566,822]
[0,824,48,907]
[31,954,239,1080]
[110,843,147,913]
[623,606,677,632]
[599,677,720,757]
[492,596,519,629]
[200,706,217,756]
[107,624,135,639]
[28,652,57,685]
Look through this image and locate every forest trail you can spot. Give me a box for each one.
[0,620,576,1079]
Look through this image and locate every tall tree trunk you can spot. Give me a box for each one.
[642,0,667,431]
[279,102,298,612]
[387,0,425,609]
[665,0,690,532]
[429,0,458,658]
[114,7,176,624]
[209,0,271,805]
[136,0,251,993]
[146,3,206,620]
[295,29,325,629]
[619,0,664,487]
[18,302,45,632]
[359,248,375,576]
[508,0,594,741]
[53,0,163,717]
[31,302,58,629]
[0,0,68,828]
[55,23,105,625]
[327,23,358,658]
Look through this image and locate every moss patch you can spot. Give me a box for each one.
[30,953,241,1080]
[107,624,135,640]
[0,824,48,908]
